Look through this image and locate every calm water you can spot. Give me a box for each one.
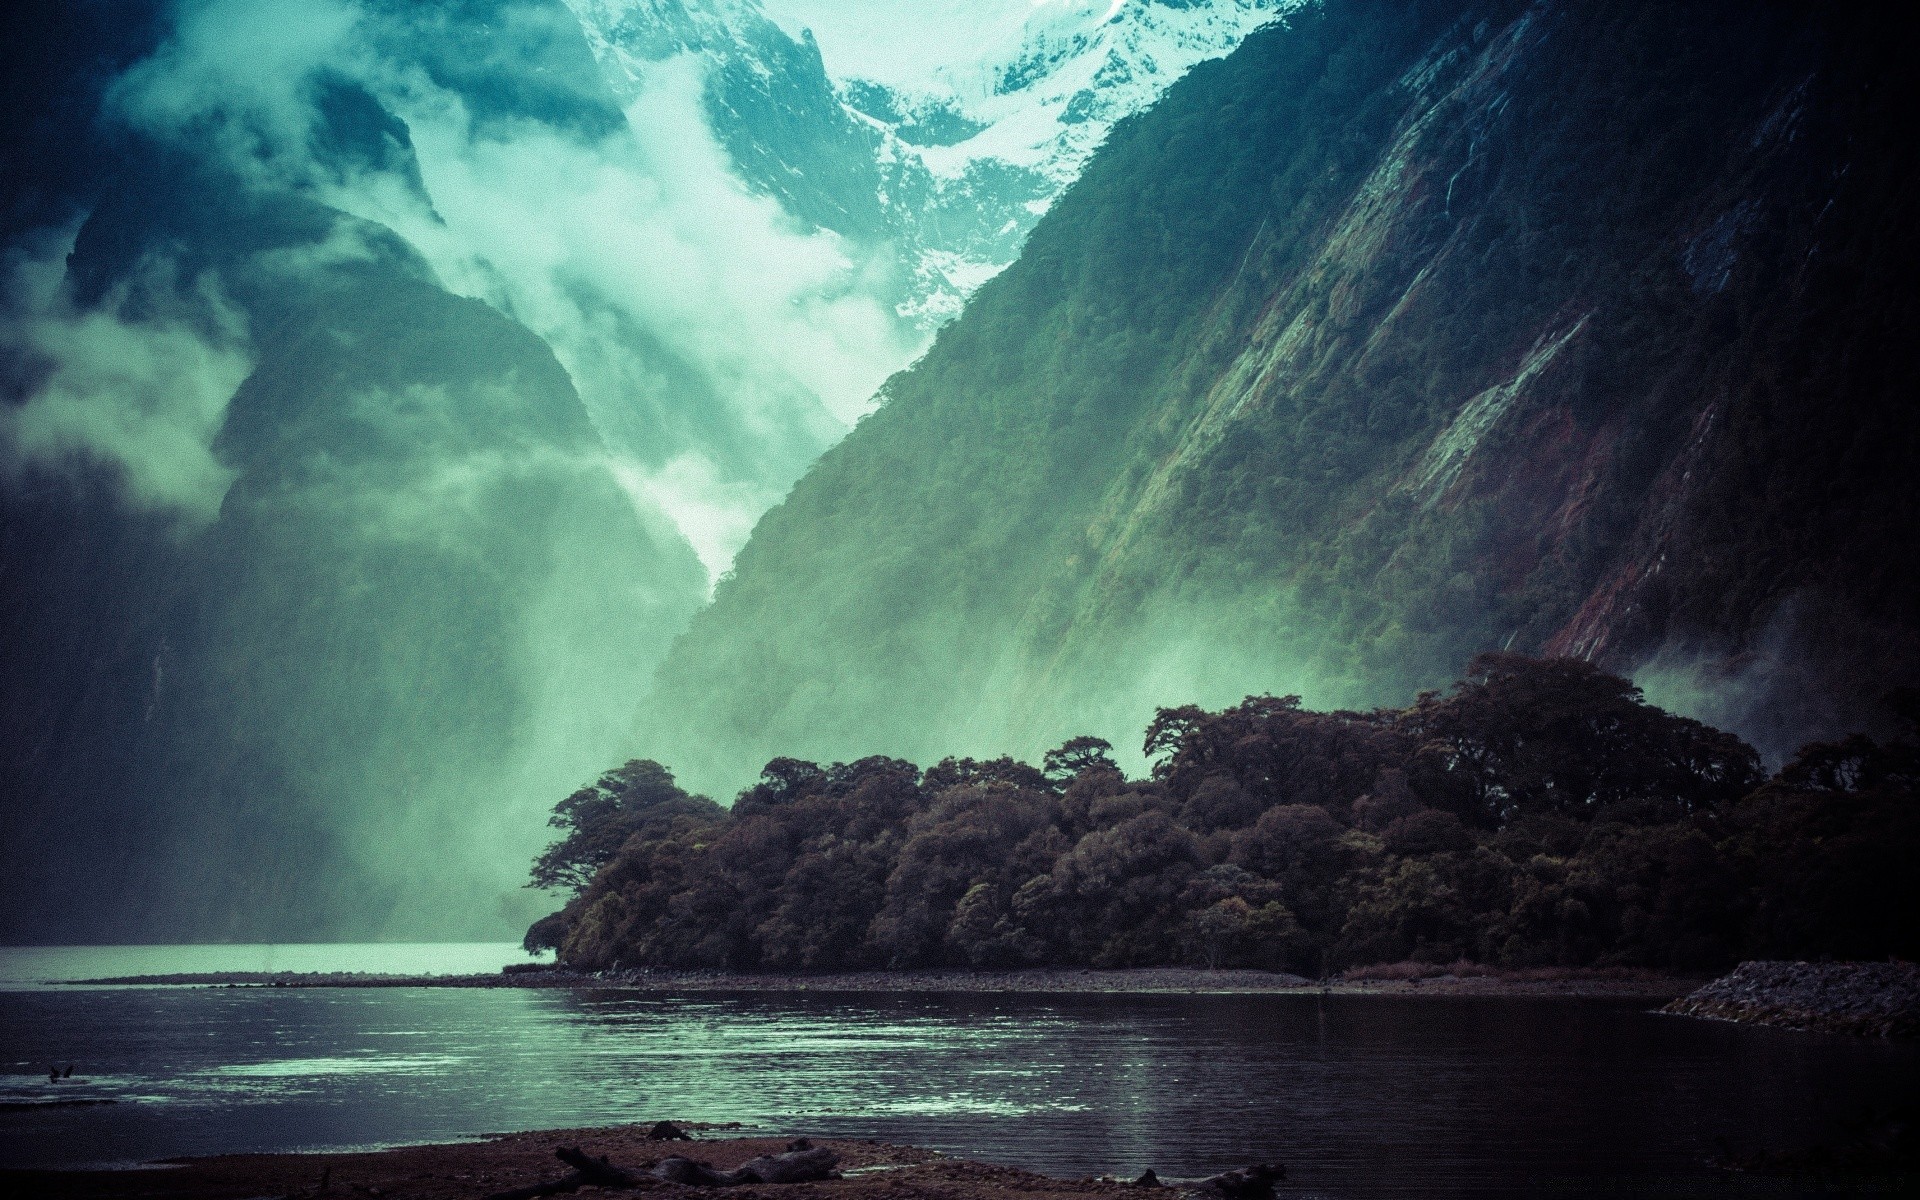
[2,947,1915,1198]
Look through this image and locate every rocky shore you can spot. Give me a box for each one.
[62,964,1692,998]
[0,1131,1286,1200]
[1663,961,1920,1038]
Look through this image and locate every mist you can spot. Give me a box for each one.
[0,226,251,520]
[113,0,922,584]
[0,0,927,941]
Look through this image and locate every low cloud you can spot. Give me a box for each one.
[0,227,252,519]
[357,55,914,577]
[10,0,930,936]
[108,0,358,188]
[108,0,922,583]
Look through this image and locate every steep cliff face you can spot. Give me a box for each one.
[641,0,1920,793]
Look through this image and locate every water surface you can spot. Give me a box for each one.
[0,942,540,988]
[1,948,1913,1198]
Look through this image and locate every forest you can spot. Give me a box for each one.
[527,655,1918,975]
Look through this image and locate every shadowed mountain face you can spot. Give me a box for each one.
[639,0,1920,797]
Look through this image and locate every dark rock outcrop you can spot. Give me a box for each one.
[1192,1165,1285,1200]
[1664,961,1920,1038]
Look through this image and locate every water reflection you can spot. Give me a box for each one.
[0,943,542,988]
[2,985,1915,1198]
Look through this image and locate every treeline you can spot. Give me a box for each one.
[526,655,1918,975]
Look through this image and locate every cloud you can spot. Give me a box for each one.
[0,226,252,519]
[108,0,358,185]
[106,0,923,584]
[341,51,916,581]
[24,0,935,936]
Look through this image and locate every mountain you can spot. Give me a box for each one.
[567,0,1291,324]
[1,0,709,940]
[637,0,1920,797]
[0,0,1283,940]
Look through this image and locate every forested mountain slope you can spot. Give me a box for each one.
[641,0,1920,795]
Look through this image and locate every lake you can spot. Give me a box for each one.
[2,946,1915,1198]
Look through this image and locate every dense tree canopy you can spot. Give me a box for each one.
[529,657,1918,974]
[527,760,722,892]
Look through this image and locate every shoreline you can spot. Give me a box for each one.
[55,965,1696,999]
[1663,961,1920,1038]
[0,1131,1087,1200]
[12,1123,1912,1199]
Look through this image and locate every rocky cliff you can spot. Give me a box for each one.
[639,0,1920,795]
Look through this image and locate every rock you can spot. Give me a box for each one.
[733,1147,841,1184]
[1664,961,1920,1038]
[1192,1164,1285,1200]
[649,1147,840,1188]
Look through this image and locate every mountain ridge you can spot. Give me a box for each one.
[636,0,1920,797]
[568,0,1291,325]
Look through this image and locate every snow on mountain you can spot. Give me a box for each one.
[783,0,1301,324]
[798,0,1295,183]
[567,0,1294,327]
[566,0,793,100]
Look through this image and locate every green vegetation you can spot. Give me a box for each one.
[530,657,1918,975]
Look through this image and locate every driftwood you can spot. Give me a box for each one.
[1191,1164,1285,1200]
[649,1158,723,1186]
[734,1146,841,1184]
[651,1146,840,1187]
[486,1144,839,1200]
[483,1146,647,1200]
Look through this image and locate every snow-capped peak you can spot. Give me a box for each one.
[565,1,1295,326]
[775,1,1295,183]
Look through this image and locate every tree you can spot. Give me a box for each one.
[528,760,719,893]
[1402,653,1763,825]
[1043,735,1119,783]
[1146,694,1403,815]
[526,656,1913,976]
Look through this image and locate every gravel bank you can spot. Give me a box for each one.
[1663,961,1920,1038]
[60,965,1691,998]
[0,1132,1097,1200]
